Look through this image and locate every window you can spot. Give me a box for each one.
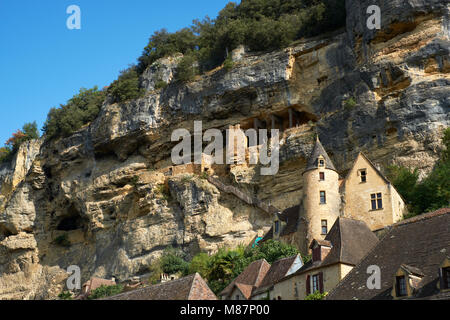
[396,276,407,297]
[371,193,383,210]
[443,267,450,289]
[319,172,325,181]
[321,220,328,235]
[275,221,280,234]
[319,159,325,167]
[320,191,326,204]
[360,169,367,183]
[235,295,240,300]
[312,275,320,293]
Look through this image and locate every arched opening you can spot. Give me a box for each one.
[57,204,85,231]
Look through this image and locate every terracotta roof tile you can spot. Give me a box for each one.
[104,273,217,300]
[220,259,271,298]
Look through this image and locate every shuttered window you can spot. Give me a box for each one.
[312,275,320,293]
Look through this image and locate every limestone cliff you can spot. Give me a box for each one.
[0,0,448,299]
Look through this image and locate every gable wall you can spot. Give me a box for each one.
[343,155,402,230]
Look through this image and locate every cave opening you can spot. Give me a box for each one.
[57,205,85,231]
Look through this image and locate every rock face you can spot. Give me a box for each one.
[0,1,449,299]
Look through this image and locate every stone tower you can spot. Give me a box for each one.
[299,137,341,254]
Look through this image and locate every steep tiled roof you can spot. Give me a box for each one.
[260,205,300,242]
[292,217,379,275]
[304,138,337,173]
[220,259,271,299]
[104,273,217,300]
[252,255,301,296]
[327,208,450,300]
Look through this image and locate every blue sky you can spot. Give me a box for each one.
[0,0,232,145]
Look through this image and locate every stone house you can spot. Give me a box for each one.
[327,208,450,300]
[220,255,303,300]
[269,217,378,300]
[262,137,406,254]
[219,259,271,300]
[77,277,117,299]
[104,273,217,300]
[250,255,303,300]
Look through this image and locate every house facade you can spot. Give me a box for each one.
[270,217,379,300]
[262,137,406,254]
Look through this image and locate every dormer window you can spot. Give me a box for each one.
[393,264,424,299]
[443,267,450,289]
[275,221,280,234]
[396,276,407,297]
[439,258,450,290]
[319,159,325,167]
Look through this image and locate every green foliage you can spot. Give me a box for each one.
[305,291,328,300]
[58,291,73,300]
[176,55,199,83]
[160,246,189,275]
[223,56,234,72]
[88,284,123,300]
[187,252,210,278]
[0,147,12,164]
[43,87,106,140]
[181,175,194,183]
[154,79,168,90]
[136,0,347,78]
[344,97,357,110]
[130,175,140,188]
[387,165,419,204]
[53,234,71,247]
[155,184,171,200]
[388,128,450,216]
[0,122,40,164]
[243,239,299,264]
[107,67,144,103]
[190,240,300,295]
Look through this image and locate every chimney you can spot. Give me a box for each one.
[310,240,332,262]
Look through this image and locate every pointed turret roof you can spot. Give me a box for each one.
[303,136,337,173]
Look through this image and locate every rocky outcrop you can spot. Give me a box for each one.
[0,1,448,299]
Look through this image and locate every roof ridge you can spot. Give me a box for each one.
[392,208,450,228]
[186,273,200,300]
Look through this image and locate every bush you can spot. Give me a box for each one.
[223,56,234,72]
[107,67,144,103]
[58,291,73,300]
[387,128,450,216]
[136,0,347,77]
[154,79,168,90]
[43,87,106,140]
[305,291,328,300]
[0,147,12,164]
[344,97,357,110]
[0,122,40,164]
[160,246,189,275]
[88,284,123,300]
[175,55,199,83]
